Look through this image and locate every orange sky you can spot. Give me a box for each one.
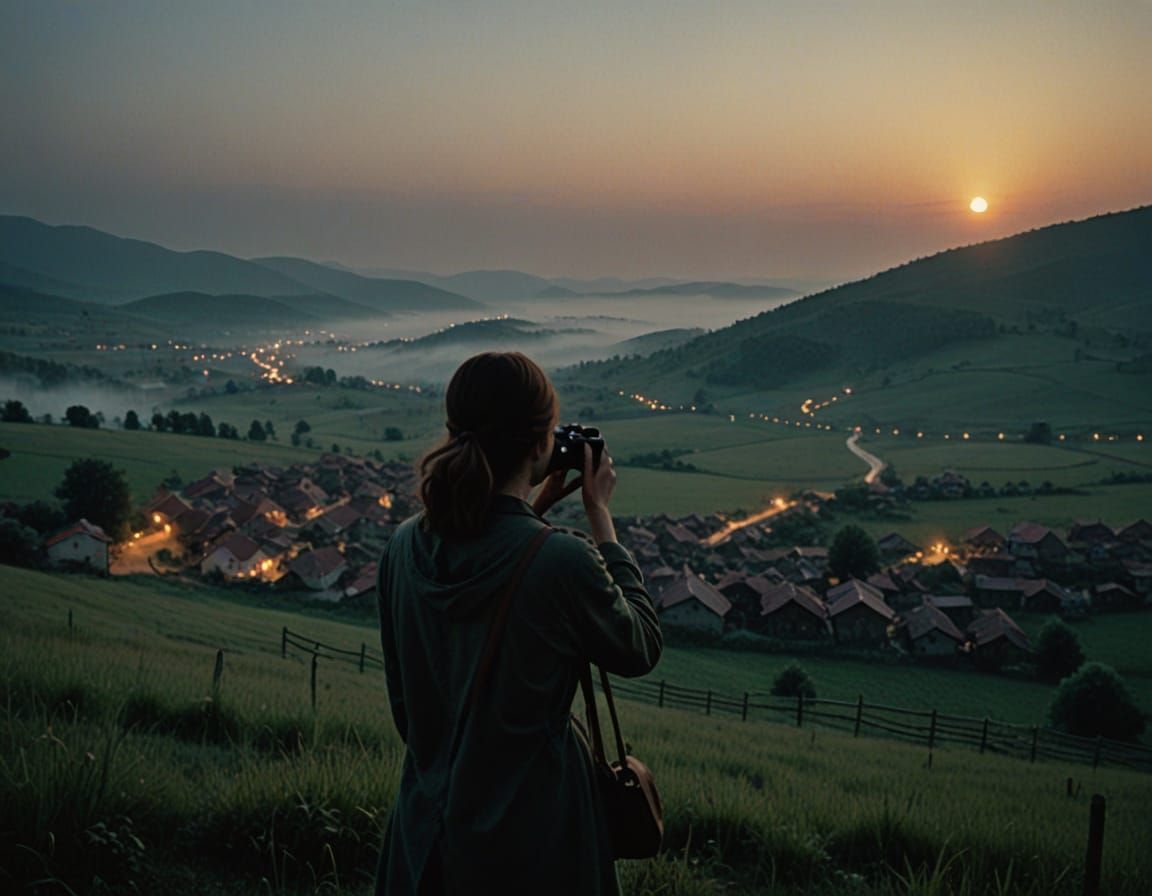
[2,1,1149,278]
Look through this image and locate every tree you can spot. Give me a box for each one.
[2,399,33,423]
[197,413,216,437]
[263,419,276,440]
[217,422,238,439]
[1034,618,1086,682]
[166,409,185,434]
[771,663,816,699]
[294,419,311,435]
[247,420,266,441]
[225,379,239,394]
[828,524,881,581]
[15,499,66,534]
[54,458,133,541]
[151,412,168,432]
[1024,421,1052,445]
[123,409,141,431]
[0,519,42,568]
[384,426,404,441]
[1047,663,1145,742]
[65,405,98,428]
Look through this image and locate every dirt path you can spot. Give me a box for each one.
[846,432,886,485]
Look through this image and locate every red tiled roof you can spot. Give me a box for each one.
[1008,521,1058,544]
[825,578,894,620]
[899,603,965,643]
[45,518,111,547]
[318,503,362,531]
[659,567,731,618]
[290,546,347,580]
[207,532,263,563]
[967,608,1030,652]
[759,582,827,620]
[149,492,191,520]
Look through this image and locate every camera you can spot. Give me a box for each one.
[548,423,605,474]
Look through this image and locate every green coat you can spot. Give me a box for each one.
[375,495,662,895]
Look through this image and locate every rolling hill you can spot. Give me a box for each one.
[119,292,341,330]
[0,215,478,311]
[251,256,479,312]
[594,205,1152,393]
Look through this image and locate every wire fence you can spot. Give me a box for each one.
[279,625,1152,773]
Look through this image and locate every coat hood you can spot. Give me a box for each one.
[392,496,546,619]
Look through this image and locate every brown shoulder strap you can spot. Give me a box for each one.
[581,664,629,766]
[465,527,553,711]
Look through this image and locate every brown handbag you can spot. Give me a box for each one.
[578,665,664,859]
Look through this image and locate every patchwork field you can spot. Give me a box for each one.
[3,564,1151,895]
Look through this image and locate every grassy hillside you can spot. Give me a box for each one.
[3,564,1150,894]
[579,206,1152,424]
[0,422,319,504]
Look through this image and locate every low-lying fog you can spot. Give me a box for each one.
[302,293,794,381]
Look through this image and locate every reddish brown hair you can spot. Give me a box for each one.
[419,352,557,538]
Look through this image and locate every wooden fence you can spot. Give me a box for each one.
[279,626,1152,772]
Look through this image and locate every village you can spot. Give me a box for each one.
[37,455,1152,673]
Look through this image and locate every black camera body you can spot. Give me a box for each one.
[548,423,605,473]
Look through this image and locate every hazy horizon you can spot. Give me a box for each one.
[3,1,1150,281]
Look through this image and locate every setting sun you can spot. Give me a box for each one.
[970,196,989,213]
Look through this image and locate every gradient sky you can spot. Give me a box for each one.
[2,1,1150,280]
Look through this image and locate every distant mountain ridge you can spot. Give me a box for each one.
[0,215,477,312]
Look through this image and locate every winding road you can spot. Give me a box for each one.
[847,432,887,484]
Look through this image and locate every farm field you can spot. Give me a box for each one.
[2,564,1151,895]
[0,422,318,504]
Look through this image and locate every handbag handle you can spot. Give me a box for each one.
[580,664,629,769]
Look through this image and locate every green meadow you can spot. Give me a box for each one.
[3,564,1151,895]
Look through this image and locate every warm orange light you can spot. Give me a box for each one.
[970,196,988,213]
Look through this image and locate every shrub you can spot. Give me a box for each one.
[1047,662,1145,742]
[771,663,816,699]
[1034,618,1085,682]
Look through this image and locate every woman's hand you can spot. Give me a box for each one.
[531,468,583,516]
[582,443,617,544]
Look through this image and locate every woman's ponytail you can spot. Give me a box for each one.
[418,353,557,539]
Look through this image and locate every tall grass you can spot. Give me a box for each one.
[2,564,1151,894]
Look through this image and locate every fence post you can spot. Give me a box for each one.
[657,680,665,709]
[853,694,864,737]
[1030,726,1039,764]
[796,694,804,728]
[1092,737,1102,771]
[281,626,287,658]
[1083,794,1106,896]
[928,709,938,768]
[68,609,74,633]
[980,717,989,754]
[310,653,318,712]
[741,692,749,722]
[359,643,366,673]
[212,649,224,695]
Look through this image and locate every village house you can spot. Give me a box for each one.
[923,594,976,627]
[966,608,1030,667]
[45,519,111,573]
[646,565,678,596]
[1121,561,1152,599]
[288,546,347,591]
[716,571,778,627]
[1007,522,1068,566]
[1068,520,1115,546]
[876,531,920,558]
[967,552,1018,578]
[657,567,731,635]
[1117,519,1152,543]
[1092,582,1140,611]
[755,582,830,640]
[1019,579,1076,614]
[147,492,192,531]
[200,532,272,580]
[824,578,895,647]
[311,503,364,539]
[973,575,1028,609]
[963,525,1006,553]
[896,603,965,657]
